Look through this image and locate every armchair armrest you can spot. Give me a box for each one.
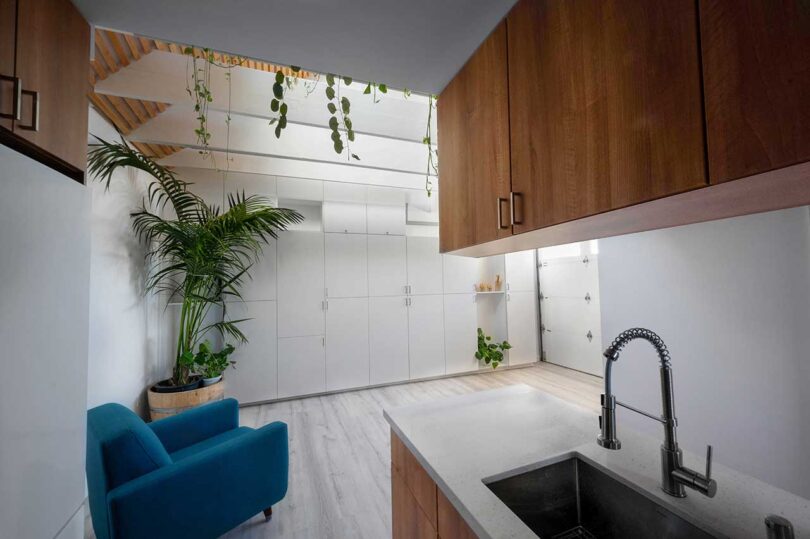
[148,398,239,454]
[108,421,288,539]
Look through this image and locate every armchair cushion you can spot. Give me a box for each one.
[169,426,253,462]
[147,398,239,454]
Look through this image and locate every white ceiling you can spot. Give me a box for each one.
[72,0,517,94]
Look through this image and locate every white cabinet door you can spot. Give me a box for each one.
[368,235,407,297]
[224,301,277,403]
[369,296,409,385]
[278,335,325,398]
[443,254,479,294]
[277,231,324,337]
[322,202,366,233]
[408,294,445,379]
[277,177,323,201]
[240,239,277,301]
[367,204,406,236]
[443,294,478,374]
[505,250,536,292]
[406,236,443,295]
[325,233,368,298]
[324,182,366,203]
[326,297,370,391]
[506,291,538,366]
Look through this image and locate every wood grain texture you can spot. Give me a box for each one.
[0,0,15,132]
[391,431,438,526]
[84,363,599,538]
[438,21,511,253]
[14,0,89,173]
[437,488,478,539]
[147,381,225,420]
[700,0,810,183]
[507,0,707,232]
[392,467,437,539]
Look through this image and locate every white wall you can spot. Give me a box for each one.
[0,146,91,538]
[598,207,810,498]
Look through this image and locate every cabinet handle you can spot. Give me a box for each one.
[497,197,509,230]
[511,192,524,225]
[18,89,39,131]
[0,75,22,121]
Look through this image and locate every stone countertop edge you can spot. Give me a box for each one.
[383,384,810,539]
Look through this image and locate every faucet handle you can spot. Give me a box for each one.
[704,445,713,482]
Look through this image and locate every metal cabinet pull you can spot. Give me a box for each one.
[497,197,509,230]
[18,89,39,131]
[0,75,22,120]
[511,192,524,225]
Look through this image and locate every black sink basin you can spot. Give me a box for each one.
[485,457,717,538]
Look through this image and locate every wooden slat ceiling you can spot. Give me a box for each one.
[89,29,311,159]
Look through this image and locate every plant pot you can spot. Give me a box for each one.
[150,376,202,394]
[201,374,223,387]
[147,379,224,421]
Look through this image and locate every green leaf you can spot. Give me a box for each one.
[344,118,353,130]
[278,116,287,129]
[378,83,388,93]
[270,99,279,112]
[274,124,282,138]
[333,140,344,153]
[363,83,372,95]
[327,102,337,114]
[326,73,335,86]
[351,153,360,161]
[275,71,285,84]
[280,103,288,115]
[268,118,278,125]
[330,130,340,142]
[347,130,355,142]
[183,46,193,55]
[475,352,482,360]
[329,116,339,130]
[341,96,350,115]
[290,65,301,72]
[325,87,336,100]
[273,82,284,99]
[342,76,352,85]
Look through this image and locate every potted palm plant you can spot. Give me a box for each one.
[88,138,302,419]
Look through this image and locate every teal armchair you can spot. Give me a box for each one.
[86,398,288,539]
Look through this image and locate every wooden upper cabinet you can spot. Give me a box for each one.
[13,0,90,173]
[438,21,511,253]
[507,0,707,233]
[700,0,810,183]
[0,0,16,132]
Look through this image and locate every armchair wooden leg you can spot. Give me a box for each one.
[263,506,273,521]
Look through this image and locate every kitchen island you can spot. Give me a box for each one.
[384,384,810,538]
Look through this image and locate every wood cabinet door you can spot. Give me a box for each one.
[0,0,15,132]
[700,0,810,183]
[13,0,89,173]
[507,0,706,232]
[438,21,511,253]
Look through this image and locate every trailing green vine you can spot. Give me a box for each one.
[183,49,438,195]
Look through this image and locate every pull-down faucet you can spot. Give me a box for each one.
[597,328,717,498]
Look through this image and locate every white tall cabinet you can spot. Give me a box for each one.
[369,296,410,384]
[506,250,539,366]
[326,297,370,391]
[325,233,368,298]
[225,301,278,402]
[278,335,325,398]
[277,231,325,338]
[444,294,478,374]
[368,235,407,296]
[408,294,446,379]
[406,236,443,295]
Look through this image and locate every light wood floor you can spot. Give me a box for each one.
[86,362,601,539]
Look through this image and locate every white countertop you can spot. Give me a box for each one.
[384,384,810,539]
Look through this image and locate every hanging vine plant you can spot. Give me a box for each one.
[184,48,437,195]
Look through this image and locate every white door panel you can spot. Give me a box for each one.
[408,294,445,378]
[369,296,410,385]
[368,235,407,297]
[326,298,370,391]
[277,231,324,337]
[505,250,536,292]
[323,201,366,233]
[367,204,406,235]
[542,328,603,376]
[240,239,277,301]
[324,182,366,203]
[224,301,277,403]
[325,233,368,298]
[277,177,323,201]
[443,254,478,294]
[539,257,599,299]
[444,294,478,374]
[406,236,443,295]
[541,296,601,336]
[278,335,326,398]
[507,291,538,366]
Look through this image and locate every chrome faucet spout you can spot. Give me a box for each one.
[597,328,717,499]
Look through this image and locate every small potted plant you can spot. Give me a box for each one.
[475,328,512,369]
[190,341,236,386]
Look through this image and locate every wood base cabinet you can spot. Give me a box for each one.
[391,431,478,539]
[0,0,89,181]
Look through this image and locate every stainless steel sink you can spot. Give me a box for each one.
[485,457,718,538]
